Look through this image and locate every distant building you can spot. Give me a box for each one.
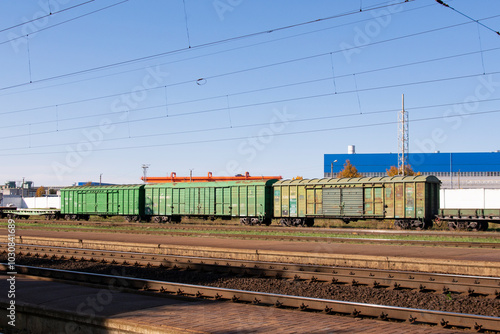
[76,182,115,186]
[1,180,37,197]
[325,147,500,189]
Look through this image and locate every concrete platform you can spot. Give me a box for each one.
[0,275,464,334]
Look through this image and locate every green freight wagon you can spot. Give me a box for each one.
[273,176,440,229]
[144,180,277,224]
[61,185,145,221]
[438,208,499,231]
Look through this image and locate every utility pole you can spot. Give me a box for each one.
[142,164,150,183]
[398,94,409,176]
[189,169,194,182]
[99,173,103,186]
[330,160,337,177]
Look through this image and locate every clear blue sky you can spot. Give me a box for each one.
[1,0,499,186]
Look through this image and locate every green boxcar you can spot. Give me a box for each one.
[144,180,277,224]
[61,185,145,221]
[273,176,440,228]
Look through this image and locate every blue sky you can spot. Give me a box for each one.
[0,0,499,186]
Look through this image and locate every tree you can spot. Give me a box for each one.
[337,160,363,178]
[386,165,419,176]
[35,186,46,197]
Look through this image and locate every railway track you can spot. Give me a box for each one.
[2,264,499,332]
[4,218,500,238]
[8,225,500,248]
[9,243,500,298]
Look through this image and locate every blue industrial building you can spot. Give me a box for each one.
[324,149,500,189]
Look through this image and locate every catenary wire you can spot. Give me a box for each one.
[2,68,500,139]
[0,0,414,92]
[0,108,498,157]
[0,1,437,99]
[0,0,96,33]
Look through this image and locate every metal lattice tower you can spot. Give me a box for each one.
[398,94,409,176]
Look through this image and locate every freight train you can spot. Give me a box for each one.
[2,176,498,230]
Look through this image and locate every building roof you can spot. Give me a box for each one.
[324,152,500,174]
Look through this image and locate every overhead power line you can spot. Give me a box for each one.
[435,0,500,36]
[0,0,96,33]
[0,1,435,100]
[1,108,499,157]
[0,0,413,92]
[2,66,500,144]
[0,1,129,47]
[2,62,500,135]
[2,36,499,119]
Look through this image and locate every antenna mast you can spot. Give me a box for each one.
[142,164,150,183]
[398,94,409,176]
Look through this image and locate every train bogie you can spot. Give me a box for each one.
[438,208,499,231]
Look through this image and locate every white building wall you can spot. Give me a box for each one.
[440,189,500,209]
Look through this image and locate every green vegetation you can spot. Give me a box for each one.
[2,221,499,244]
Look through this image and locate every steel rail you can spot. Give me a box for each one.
[3,218,500,238]
[6,226,500,248]
[9,243,500,298]
[1,264,499,332]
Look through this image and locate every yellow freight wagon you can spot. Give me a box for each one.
[273,176,440,229]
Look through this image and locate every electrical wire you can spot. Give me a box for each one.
[0,0,414,92]
[2,65,500,134]
[0,1,129,48]
[1,107,499,156]
[0,0,435,99]
[0,0,96,33]
[435,0,500,36]
[2,40,499,118]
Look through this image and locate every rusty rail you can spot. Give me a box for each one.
[10,244,500,298]
[2,264,499,332]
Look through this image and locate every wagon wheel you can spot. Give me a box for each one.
[480,221,489,231]
[393,220,403,230]
[413,220,425,230]
[468,221,480,232]
[152,216,162,224]
[280,218,290,227]
[293,218,304,227]
[251,218,260,226]
[448,221,457,230]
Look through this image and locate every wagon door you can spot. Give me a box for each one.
[96,192,109,214]
[224,187,231,215]
[416,182,425,218]
[323,188,341,216]
[85,192,97,213]
[394,183,405,218]
[405,183,415,218]
[342,188,363,216]
[215,187,231,216]
[384,184,395,218]
[374,187,384,216]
